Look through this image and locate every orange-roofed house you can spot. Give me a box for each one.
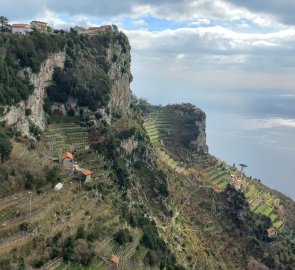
[212,185,222,192]
[266,227,277,237]
[85,25,113,35]
[60,152,74,171]
[12,24,32,35]
[82,169,93,183]
[111,255,119,268]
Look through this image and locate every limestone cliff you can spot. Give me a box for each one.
[0,52,65,138]
[173,103,208,153]
[107,36,132,116]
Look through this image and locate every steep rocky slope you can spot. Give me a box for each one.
[0,28,295,270]
[0,52,65,137]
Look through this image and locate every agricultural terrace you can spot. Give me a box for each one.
[244,181,285,230]
[43,123,89,156]
[144,108,176,144]
[157,146,286,232]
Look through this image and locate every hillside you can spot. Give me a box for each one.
[0,27,295,270]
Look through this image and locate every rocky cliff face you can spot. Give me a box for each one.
[0,52,65,138]
[143,103,208,154]
[108,40,131,116]
[173,103,208,153]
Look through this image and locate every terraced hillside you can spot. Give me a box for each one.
[144,108,176,144]
[144,105,286,236]
[206,165,230,191]
[43,123,89,156]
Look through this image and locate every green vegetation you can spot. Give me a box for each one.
[114,228,133,245]
[0,131,12,162]
[0,30,66,105]
[43,123,89,155]
[0,16,10,32]
[47,28,130,111]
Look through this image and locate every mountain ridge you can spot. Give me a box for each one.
[0,27,294,270]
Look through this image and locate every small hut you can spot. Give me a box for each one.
[54,183,63,190]
[111,255,119,268]
[82,169,93,183]
[60,152,74,171]
[266,227,277,237]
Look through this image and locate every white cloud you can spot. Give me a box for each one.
[242,117,295,130]
[133,19,148,28]
[176,54,186,60]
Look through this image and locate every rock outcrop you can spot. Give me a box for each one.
[169,103,208,153]
[108,40,131,116]
[0,52,65,138]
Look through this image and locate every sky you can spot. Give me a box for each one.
[1,0,295,99]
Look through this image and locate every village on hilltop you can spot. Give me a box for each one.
[10,19,112,35]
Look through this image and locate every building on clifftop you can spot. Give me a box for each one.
[30,21,48,32]
[11,24,32,35]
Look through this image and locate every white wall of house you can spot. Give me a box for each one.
[12,27,31,35]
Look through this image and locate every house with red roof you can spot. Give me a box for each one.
[82,169,93,183]
[211,185,222,192]
[85,25,113,35]
[111,255,119,268]
[11,24,32,35]
[60,152,74,171]
[266,227,277,238]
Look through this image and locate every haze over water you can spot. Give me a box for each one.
[134,85,295,200]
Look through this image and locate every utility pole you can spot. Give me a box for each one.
[29,195,32,222]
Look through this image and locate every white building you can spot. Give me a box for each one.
[54,183,63,190]
[12,24,32,35]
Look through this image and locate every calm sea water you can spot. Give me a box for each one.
[133,84,295,200]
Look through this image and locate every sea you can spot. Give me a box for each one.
[133,85,295,200]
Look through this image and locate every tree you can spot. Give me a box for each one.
[0,16,10,32]
[114,229,133,245]
[0,132,12,162]
[239,163,248,172]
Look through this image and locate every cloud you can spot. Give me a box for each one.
[0,0,281,28]
[127,26,295,102]
[224,0,295,25]
[242,117,295,130]
[0,0,46,21]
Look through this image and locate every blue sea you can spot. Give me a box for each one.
[133,84,295,200]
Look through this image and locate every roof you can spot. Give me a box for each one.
[82,169,93,176]
[31,21,47,25]
[111,255,119,264]
[212,185,222,191]
[54,183,63,190]
[61,152,74,161]
[266,227,276,235]
[12,24,29,28]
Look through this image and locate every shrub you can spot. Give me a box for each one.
[67,108,75,117]
[0,131,12,162]
[25,108,32,116]
[114,228,133,245]
[29,123,42,138]
[19,222,29,232]
[76,226,86,239]
[159,182,169,197]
